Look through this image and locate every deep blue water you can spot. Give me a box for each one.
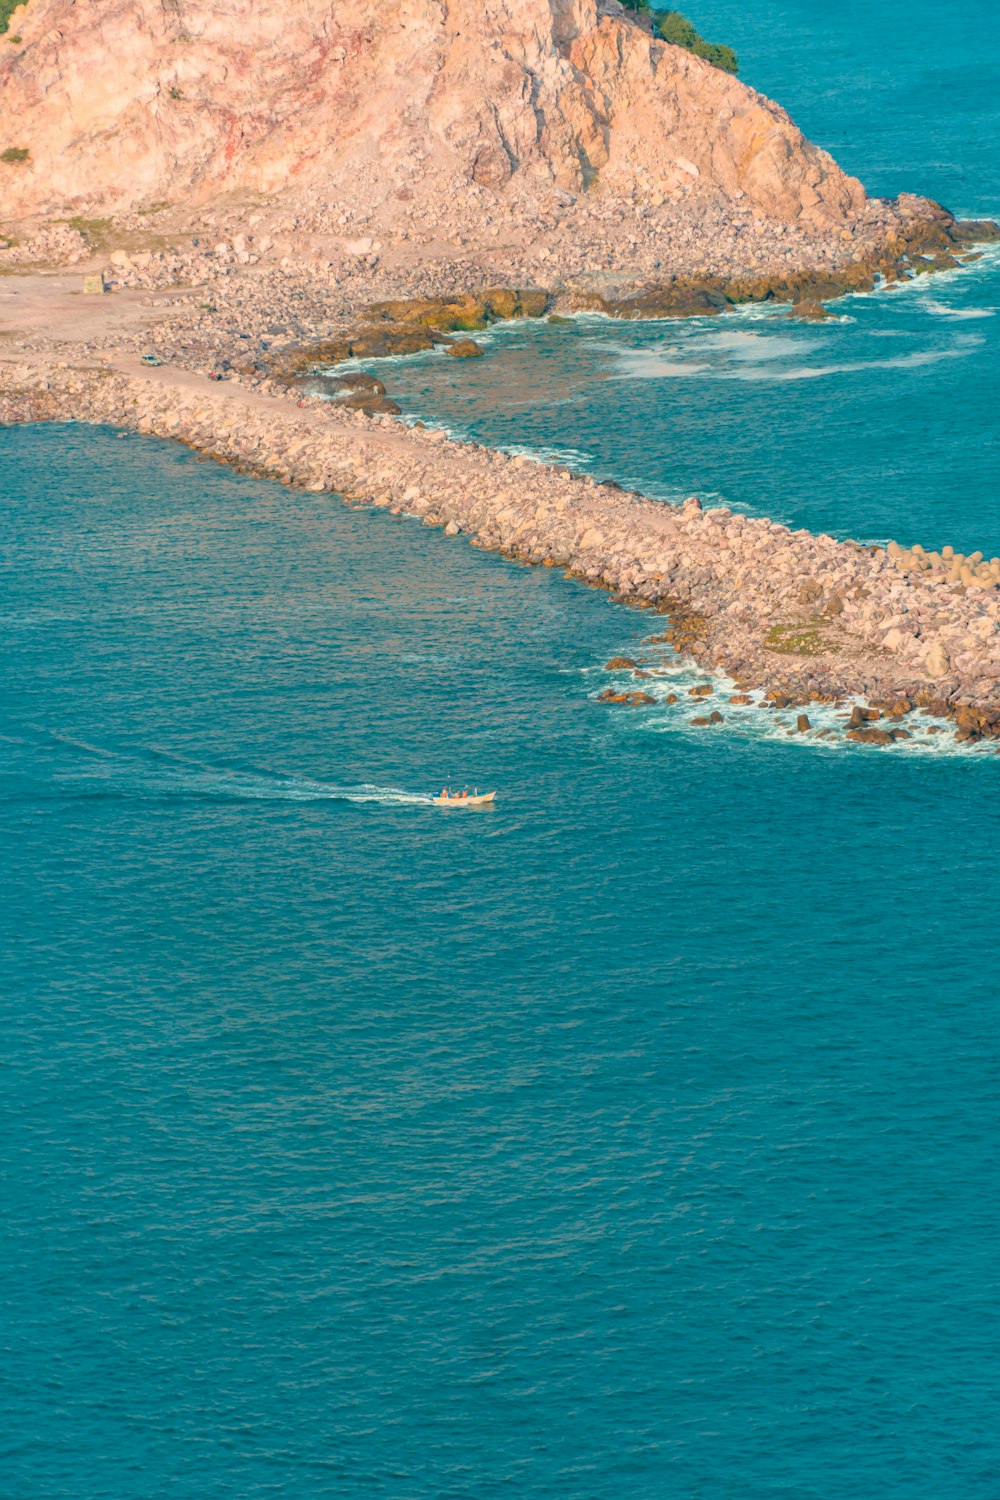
[3,5,1000,1498]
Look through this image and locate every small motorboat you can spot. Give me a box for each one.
[432,790,496,807]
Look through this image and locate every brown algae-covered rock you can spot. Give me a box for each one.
[447,339,485,359]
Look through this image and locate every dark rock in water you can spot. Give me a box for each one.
[918,696,951,718]
[848,705,881,727]
[877,696,913,717]
[785,299,831,321]
[796,713,811,731]
[597,689,655,706]
[691,710,724,726]
[274,324,444,378]
[726,262,877,304]
[313,371,401,414]
[953,704,1000,741]
[347,326,444,359]
[846,726,894,745]
[605,656,638,670]
[366,288,548,332]
[663,693,679,705]
[947,217,1000,245]
[324,372,387,397]
[447,339,485,359]
[729,693,754,705]
[566,277,728,319]
[689,683,714,697]
[349,394,402,415]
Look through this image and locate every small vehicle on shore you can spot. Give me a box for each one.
[432,789,496,807]
[140,353,164,367]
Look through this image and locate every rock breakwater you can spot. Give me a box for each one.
[3,358,999,747]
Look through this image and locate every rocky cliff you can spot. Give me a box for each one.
[0,0,867,228]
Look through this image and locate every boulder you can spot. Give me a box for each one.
[447,339,485,359]
[924,640,951,677]
[846,727,895,746]
[597,689,655,706]
[785,298,831,321]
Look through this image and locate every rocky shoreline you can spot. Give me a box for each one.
[3,313,1000,748]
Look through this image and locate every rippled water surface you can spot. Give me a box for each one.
[4,4,1000,1496]
[3,426,999,1499]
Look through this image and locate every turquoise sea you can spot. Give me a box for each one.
[2,4,999,1497]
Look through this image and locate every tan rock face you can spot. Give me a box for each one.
[0,0,866,226]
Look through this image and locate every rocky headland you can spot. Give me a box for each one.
[2,0,1000,746]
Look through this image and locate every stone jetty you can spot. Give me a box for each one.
[4,355,999,746]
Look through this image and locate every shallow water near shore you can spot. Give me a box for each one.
[358,242,1000,557]
[3,424,1000,1500]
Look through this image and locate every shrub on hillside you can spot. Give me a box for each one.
[616,1,738,75]
[656,10,738,73]
[0,0,26,35]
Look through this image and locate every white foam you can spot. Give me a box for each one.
[725,343,981,382]
[692,328,821,360]
[588,653,995,759]
[923,300,994,320]
[612,335,983,384]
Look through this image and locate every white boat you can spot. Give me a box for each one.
[432,790,496,807]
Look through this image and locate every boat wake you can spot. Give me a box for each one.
[5,728,436,806]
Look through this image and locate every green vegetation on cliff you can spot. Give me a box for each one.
[656,10,738,73]
[619,2,738,74]
[0,0,26,35]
